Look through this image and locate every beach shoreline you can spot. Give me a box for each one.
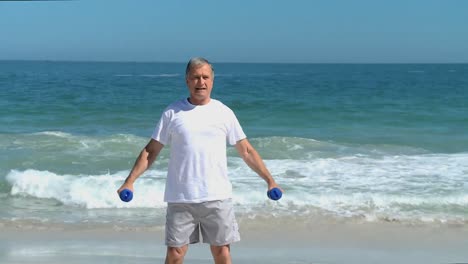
[2,220,468,264]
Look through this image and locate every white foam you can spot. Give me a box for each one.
[6,169,166,209]
[228,152,468,222]
[5,151,468,223]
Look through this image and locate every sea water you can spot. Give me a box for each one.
[1,61,467,229]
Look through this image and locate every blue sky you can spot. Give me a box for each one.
[1,0,467,63]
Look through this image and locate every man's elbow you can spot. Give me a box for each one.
[236,146,249,160]
[240,146,256,161]
[236,139,256,159]
[239,150,250,161]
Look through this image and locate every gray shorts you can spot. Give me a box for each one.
[165,199,240,247]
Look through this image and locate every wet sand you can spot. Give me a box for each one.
[1,220,468,264]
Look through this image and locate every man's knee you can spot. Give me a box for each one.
[210,245,231,259]
[166,246,188,264]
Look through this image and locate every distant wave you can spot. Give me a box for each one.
[20,131,145,149]
[113,74,133,77]
[33,131,73,138]
[113,74,180,78]
[140,74,180,78]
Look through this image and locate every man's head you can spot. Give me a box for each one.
[185,57,214,105]
[185,57,214,79]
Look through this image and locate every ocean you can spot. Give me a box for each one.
[1,61,467,230]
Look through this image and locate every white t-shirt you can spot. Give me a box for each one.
[152,98,246,203]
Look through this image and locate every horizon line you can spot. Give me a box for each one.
[1,59,468,65]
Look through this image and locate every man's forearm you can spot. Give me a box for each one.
[126,142,160,184]
[242,147,276,186]
[125,150,150,183]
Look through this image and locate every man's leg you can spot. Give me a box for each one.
[210,244,231,264]
[165,245,189,264]
[165,203,200,264]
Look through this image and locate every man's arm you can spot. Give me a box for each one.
[235,138,279,190]
[117,138,164,194]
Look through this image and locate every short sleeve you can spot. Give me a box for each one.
[227,110,247,145]
[151,112,171,145]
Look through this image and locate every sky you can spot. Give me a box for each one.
[1,0,467,63]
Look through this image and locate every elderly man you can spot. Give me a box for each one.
[118,57,281,264]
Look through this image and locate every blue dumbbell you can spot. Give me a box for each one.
[267,187,282,201]
[119,189,133,202]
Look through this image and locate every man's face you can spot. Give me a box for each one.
[185,63,214,105]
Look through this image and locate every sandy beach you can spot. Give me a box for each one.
[2,219,468,264]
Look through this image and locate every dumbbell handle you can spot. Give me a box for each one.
[267,187,282,201]
[119,189,133,202]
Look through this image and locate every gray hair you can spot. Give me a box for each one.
[185,57,214,78]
